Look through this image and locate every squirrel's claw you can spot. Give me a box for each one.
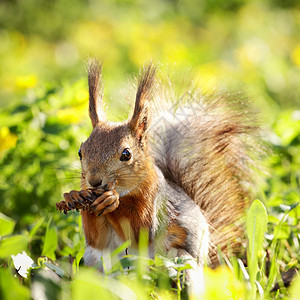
[57,188,119,215]
[88,190,119,216]
[97,198,120,216]
[70,190,86,207]
[56,189,119,215]
[80,190,95,202]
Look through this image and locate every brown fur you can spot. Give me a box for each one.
[151,91,261,266]
[77,59,261,270]
[87,58,103,128]
[129,63,156,141]
[107,167,158,242]
[167,220,188,250]
[79,61,159,248]
[81,211,109,248]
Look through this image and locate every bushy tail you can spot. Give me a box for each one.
[150,84,262,266]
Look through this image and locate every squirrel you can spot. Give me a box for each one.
[60,58,260,281]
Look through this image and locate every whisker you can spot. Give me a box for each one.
[62,183,82,192]
[48,178,81,186]
[56,176,82,180]
[46,161,81,172]
[106,159,117,178]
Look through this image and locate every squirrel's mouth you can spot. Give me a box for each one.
[82,177,135,197]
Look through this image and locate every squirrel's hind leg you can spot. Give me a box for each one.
[165,195,209,294]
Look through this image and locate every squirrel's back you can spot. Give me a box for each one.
[149,83,261,266]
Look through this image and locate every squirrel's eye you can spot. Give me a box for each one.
[78,148,82,160]
[120,148,132,161]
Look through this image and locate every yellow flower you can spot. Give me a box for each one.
[16,75,38,89]
[56,103,87,124]
[195,63,220,94]
[291,45,300,66]
[75,89,89,103]
[0,127,18,154]
[203,266,245,300]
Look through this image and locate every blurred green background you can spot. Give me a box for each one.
[0,0,300,298]
[1,0,300,233]
[1,0,300,109]
[1,0,300,239]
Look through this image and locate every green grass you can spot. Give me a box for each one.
[0,0,299,298]
[0,76,299,299]
[0,198,299,299]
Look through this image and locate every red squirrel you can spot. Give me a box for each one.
[59,58,259,279]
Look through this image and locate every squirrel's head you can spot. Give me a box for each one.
[79,59,156,197]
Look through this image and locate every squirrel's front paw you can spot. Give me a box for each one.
[62,190,94,212]
[88,190,119,216]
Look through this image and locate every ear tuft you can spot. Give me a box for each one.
[86,58,103,128]
[129,63,156,142]
[135,63,156,106]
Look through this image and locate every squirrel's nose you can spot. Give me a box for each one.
[89,179,102,188]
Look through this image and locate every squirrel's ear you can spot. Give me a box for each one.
[129,63,156,142]
[87,58,103,128]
